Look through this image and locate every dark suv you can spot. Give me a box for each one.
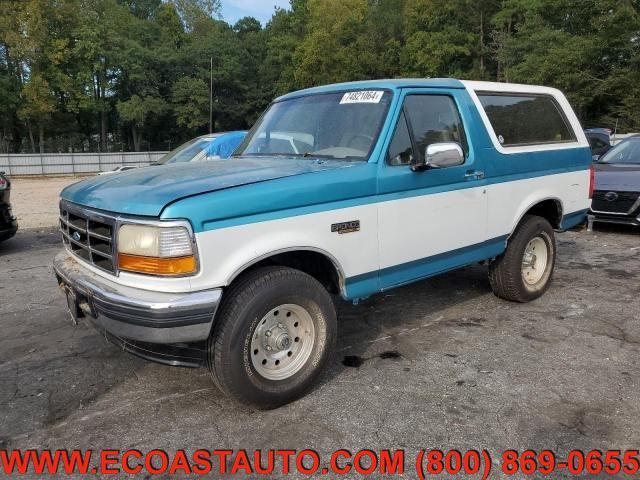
[0,172,18,242]
[590,135,640,227]
[584,128,612,160]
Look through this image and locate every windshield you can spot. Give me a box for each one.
[598,138,640,164]
[156,136,220,165]
[235,90,392,160]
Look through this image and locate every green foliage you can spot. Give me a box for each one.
[170,0,222,30]
[18,74,56,121]
[171,76,210,130]
[0,0,639,153]
[261,1,308,95]
[295,0,369,86]
[117,94,167,126]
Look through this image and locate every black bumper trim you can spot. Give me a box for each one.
[590,212,640,227]
[97,322,207,368]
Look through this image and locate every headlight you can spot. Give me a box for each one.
[117,224,197,276]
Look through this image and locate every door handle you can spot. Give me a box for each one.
[464,170,485,180]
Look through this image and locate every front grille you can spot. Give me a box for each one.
[592,191,639,215]
[59,201,117,273]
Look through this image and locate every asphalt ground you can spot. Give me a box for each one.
[0,223,639,478]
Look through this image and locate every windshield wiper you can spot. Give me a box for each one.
[240,152,336,159]
[301,152,337,158]
[233,152,363,160]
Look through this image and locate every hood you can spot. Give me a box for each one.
[594,163,640,192]
[61,157,359,216]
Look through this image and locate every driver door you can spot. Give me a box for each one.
[377,90,488,289]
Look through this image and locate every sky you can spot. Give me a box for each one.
[220,0,291,26]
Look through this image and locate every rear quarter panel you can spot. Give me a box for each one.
[461,81,592,239]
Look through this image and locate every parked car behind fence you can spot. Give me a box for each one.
[155,131,247,165]
[97,165,140,175]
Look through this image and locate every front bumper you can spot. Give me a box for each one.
[589,211,640,227]
[53,251,222,366]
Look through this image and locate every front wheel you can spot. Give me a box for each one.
[207,266,337,409]
[489,215,556,302]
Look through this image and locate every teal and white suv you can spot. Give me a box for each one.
[54,79,592,407]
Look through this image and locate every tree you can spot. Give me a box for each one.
[170,0,221,30]
[496,0,640,128]
[171,76,209,131]
[181,17,247,131]
[402,0,495,79]
[0,0,639,153]
[233,17,271,125]
[73,0,132,151]
[1,0,80,152]
[18,74,55,153]
[117,95,167,150]
[0,2,26,153]
[119,0,163,19]
[261,0,309,95]
[295,0,369,86]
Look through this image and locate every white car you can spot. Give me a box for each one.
[97,165,138,176]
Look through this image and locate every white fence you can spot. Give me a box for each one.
[0,152,168,176]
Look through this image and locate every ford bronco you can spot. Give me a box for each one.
[54,79,592,408]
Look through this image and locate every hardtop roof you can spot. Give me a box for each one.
[274,78,564,102]
[275,78,466,101]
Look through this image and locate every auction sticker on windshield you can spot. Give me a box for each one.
[340,91,384,104]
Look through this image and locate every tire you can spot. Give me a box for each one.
[207,266,337,409]
[488,215,556,303]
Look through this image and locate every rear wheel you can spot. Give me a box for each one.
[207,266,336,409]
[489,215,556,302]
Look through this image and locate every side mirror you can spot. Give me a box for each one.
[411,142,464,172]
[592,154,600,162]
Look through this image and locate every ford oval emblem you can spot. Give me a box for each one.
[604,191,618,202]
[72,231,82,242]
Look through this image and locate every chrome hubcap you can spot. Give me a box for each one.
[522,236,548,285]
[250,304,315,381]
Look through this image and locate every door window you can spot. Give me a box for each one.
[387,111,414,166]
[386,95,467,166]
[404,95,468,164]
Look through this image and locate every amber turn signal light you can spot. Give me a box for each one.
[118,253,197,276]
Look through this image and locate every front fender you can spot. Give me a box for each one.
[186,202,379,293]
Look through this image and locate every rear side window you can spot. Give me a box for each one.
[478,93,576,147]
[589,137,608,149]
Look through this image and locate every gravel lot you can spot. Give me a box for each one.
[1,219,639,477]
[9,176,87,229]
